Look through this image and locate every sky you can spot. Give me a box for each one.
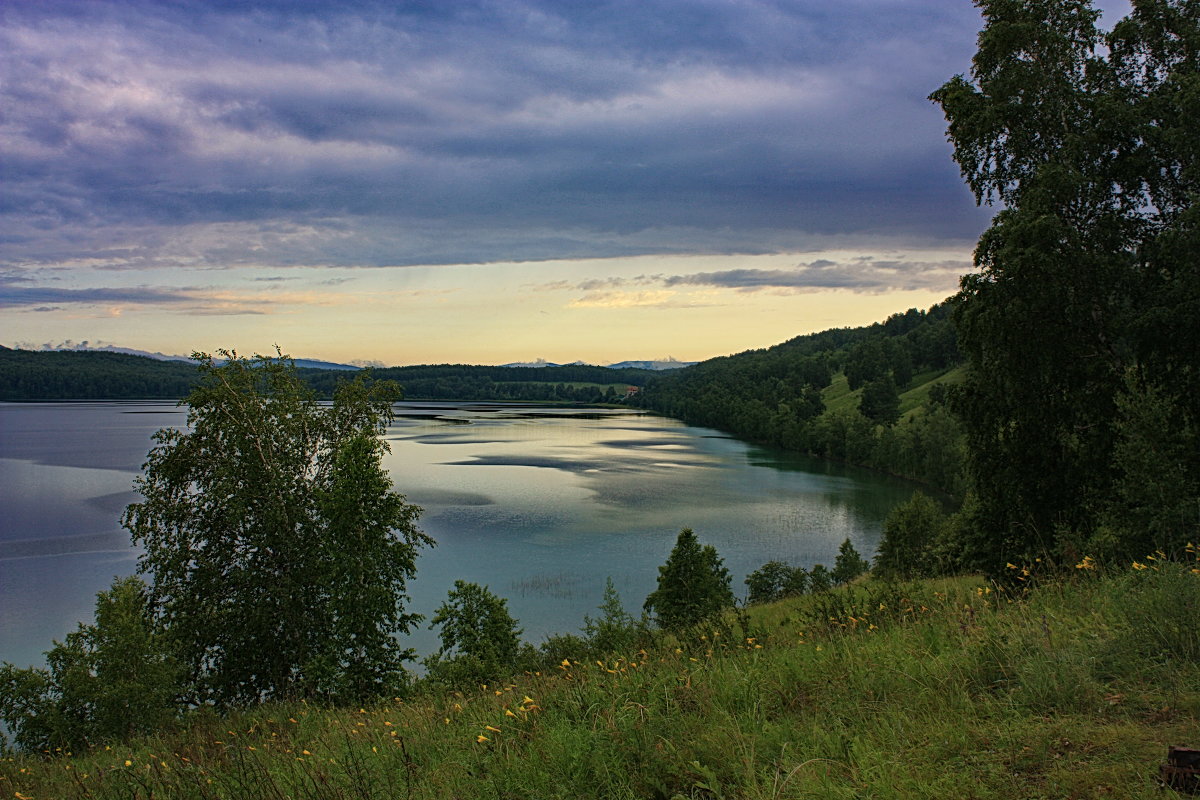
[0,0,1132,366]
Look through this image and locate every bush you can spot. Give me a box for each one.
[745,561,797,604]
[425,581,523,687]
[874,491,950,579]
[0,577,180,752]
[832,538,870,584]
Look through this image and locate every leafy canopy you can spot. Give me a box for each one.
[122,350,432,706]
[0,577,180,752]
[931,0,1200,571]
[425,581,523,687]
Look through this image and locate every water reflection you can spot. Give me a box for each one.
[0,401,918,668]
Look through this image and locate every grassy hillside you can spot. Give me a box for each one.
[5,562,1196,799]
[821,366,966,421]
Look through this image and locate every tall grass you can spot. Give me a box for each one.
[4,563,1197,799]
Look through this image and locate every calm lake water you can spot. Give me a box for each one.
[0,401,919,668]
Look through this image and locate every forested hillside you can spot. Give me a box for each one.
[0,347,200,400]
[302,363,655,403]
[632,303,967,494]
[0,349,656,402]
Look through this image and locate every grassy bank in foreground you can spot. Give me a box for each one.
[3,564,1197,799]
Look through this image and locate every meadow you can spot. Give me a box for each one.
[5,556,1196,799]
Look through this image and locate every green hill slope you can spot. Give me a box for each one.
[635,304,967,494]
[6,564,1196,799]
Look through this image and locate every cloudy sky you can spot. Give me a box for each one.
[0,0,1130,365]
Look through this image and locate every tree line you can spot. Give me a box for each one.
[0,347,201,400]
[0,348,656,403]
[631,304,968,494]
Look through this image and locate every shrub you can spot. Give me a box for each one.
[0,577,180,752]
[875,491,950,579]
[832,538,870,584]
[425,581,523,687]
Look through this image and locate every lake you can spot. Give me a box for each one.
[0,401,919,668]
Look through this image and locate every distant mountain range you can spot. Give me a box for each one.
[14,343,694,371]
[501,358,696,371]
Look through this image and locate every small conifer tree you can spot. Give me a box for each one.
[832,538,871,584]
[583,578,640,655]
[643,528,734,631]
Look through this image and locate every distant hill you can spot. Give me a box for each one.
[301,362,659,403]
[0,348,200,400]
[630,303,967,493]
[7,344,360,371]
[1,308,962,466]
[0,349,656,403]
[292,359,359,371]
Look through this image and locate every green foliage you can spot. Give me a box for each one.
[744,561,801,604]
[0,347,657,403]
[745,548,878,606]
[581,578,643,656]
[304,363,657,402]
[122,350,431,706]
[859,375,901,425]
[874,492,952,579]
[0,348,199,400]
[1104,380,1200,559]
[632,304,963,486]
[643,528,734,631]
[7,568,1200,799]
[425,581,523,687]
[831,538,870,584]
[746,547,874,606]
[932,0,1200,573]
[807,563,832,593]
[0,577,180,752]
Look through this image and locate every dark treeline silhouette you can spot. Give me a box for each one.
[0,347,200,400]
[0,347,656,403]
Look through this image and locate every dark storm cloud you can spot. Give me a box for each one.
[533,255,970,297]
[661,258,971,293]
[0,284,191,309]
[1,0,996,270]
